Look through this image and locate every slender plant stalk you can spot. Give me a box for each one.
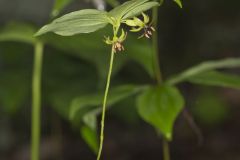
[31,40,44,160]
[163,139,170,160]
[97,45,115,160]
[152,6,162,84]
[152,3,171,160]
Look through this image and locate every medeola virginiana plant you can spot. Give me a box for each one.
[34,0,240,160]
[36,0,160,159]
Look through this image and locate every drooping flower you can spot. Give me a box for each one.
[124,13,155,39]
[104,29,127,53]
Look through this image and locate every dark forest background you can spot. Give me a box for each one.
[0,0,240,160]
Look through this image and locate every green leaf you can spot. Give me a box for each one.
[83,110,98,131]
[51,0,74,17]
[35,9,110,36]
[109,0,147,19]
[136,85,184,140]
[109,0,159,20]
[80,126,99,153]
[0,22,36,44]
[173,0,183,8]
[69,85,145,121]
[167,58,240,85]
[122,2,159,19]
[187,71,240,89]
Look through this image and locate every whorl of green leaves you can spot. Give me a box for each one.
[35,0,159,36]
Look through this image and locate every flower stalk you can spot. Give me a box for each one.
[31,40,44,160]
[152,2,170,160]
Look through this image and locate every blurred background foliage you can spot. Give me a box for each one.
[0,0,240,160]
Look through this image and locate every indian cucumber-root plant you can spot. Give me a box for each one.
[0,23,45,160]
[36,0,160,159]
[35,0,240,160]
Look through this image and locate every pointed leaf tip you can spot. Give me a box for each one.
[136,85,184,140]
[174,0,183,8]
[35,9,109,36]
[109,0,160,20]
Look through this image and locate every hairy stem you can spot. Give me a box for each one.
[96,45,115,160]
[31,41,44,160]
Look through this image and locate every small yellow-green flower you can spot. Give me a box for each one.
[124,13,155,39]
[104,29,127,53]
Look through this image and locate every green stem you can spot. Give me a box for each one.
[96,45,115,160]
[152,4,171,160]
[31,41,44,160]
[163,139,170,160]
[152,7,162,84]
